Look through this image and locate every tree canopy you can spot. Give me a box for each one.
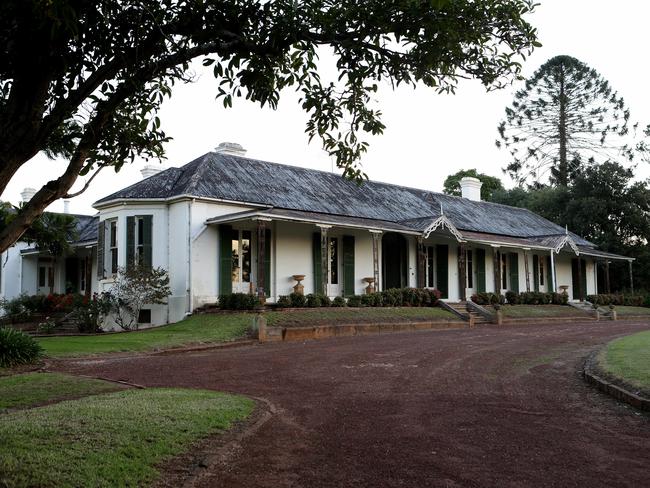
[0,0,539,252]
[442,168,504,200]
[496,55,647,187]
[490,162,650,291]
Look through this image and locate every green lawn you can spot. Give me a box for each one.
[599,329,650,392]
[37,313,252,358]
[266,307,455,327]
[0,372,125,410]
[614,306,650,316]
[488,305,584,318]
[0,387,254,487]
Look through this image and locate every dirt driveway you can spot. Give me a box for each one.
[55,320,650,488]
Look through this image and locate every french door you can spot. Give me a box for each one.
[231,230,252,293]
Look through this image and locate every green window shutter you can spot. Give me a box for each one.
[219,225,233,295]
[142,215,153,269]
[547,255,554,291]
[312,232,323,294]
[342,235,355,297]
[533,255,539,292]
[126,216,135,268]
[581,259,587,298]
[508,253,519,293]
[264,228,271,297]
[435,244,448,299]
[97,221,105,279]
[476,248,486,293]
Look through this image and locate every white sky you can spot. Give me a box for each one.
[3,0,650,216]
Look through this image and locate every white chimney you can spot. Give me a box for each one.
[214,142,247,157]
[20,187,37,203]
[141,164,165,179]
[63,199,71,214]
[459,177,482,201]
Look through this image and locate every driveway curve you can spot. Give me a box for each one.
[55,320,650,488]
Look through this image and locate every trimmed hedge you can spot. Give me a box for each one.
[586,293,649,307]
[0,327,43,368]
[276,288,442,309]
[472,291,568,306]
[218,293,261,310]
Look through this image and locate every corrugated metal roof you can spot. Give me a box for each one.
[93,152,590,244]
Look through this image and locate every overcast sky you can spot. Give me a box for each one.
[3,0,650,215]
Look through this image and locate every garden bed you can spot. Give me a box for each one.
[265,307,455,328]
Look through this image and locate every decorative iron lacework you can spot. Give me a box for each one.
[554,235,580,255]
[422,215,464,241]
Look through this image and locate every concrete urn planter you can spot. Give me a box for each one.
[292,275,306,295]
[363,277,376,294]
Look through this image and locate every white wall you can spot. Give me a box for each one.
[1,243,28,299]
[274,221,314,298]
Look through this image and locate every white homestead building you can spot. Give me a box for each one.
[1,142,633,326]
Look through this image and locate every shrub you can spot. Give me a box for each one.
[505,291,519,305]
[72,293,112,333]
[305,293,331,308]
[423,288,442,307]
[347,295,362,307]
[331,296,347,307]
[361,292,382,307]
[471,292,505,306]
[587,293,647,307]
[219,293,261,310]
[289,292,307,308]
[381,288,403,307]
[0,297,28,317]
[276,295,291,308]
[0,327,43,368]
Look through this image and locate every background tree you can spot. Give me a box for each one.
[442,168,504,200]
[496,55,642,186]
[491,162,650,291]
[0,0,539,252]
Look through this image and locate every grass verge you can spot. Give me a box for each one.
[0,372,125,410]
[488,305,584,318]
[598,329,650,393]
[266,307,455,327]
[0,388,254,487]
[614,306,650,316]
[37,313,251,358]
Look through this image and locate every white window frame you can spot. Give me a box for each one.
[108,219,118,275]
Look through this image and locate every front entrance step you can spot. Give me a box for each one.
[568,301,605,318]
[442,302,492,326]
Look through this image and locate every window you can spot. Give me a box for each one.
[466,249,473,289]
[38,266,46,287]
[329,237,338,285]
[231,229,252,284]
[538,256,545,286]
[109,220,118,274]
[80,258,87,291]
[138,309,151,324]
[426,246,435,288]
[501,253,508,290]
[136,217,145,264]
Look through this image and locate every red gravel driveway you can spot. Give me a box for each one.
[55,320,650,487]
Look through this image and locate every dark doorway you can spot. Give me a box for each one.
[382,233,407,290]
[571,258,587,301]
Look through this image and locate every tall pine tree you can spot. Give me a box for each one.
[496,55,639,186]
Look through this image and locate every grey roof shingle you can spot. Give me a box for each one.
[94,152,591,244]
